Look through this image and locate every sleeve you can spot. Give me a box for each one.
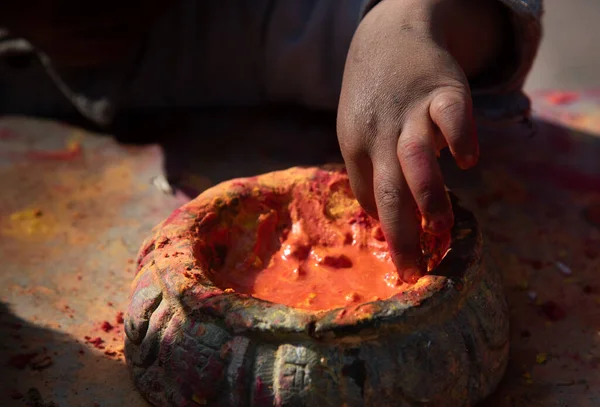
[493,0,543,95]
[360,0,544,124]
[471,0,543,123]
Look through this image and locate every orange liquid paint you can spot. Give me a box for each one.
[254,244,406,311]
[222,222,408,311]
[206,172,447,312]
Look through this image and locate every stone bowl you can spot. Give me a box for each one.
[125,166,509,407]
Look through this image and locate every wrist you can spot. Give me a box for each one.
[372,0,507,79]
[437,0,508,78]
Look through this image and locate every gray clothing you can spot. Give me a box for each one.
[0,0,542,126]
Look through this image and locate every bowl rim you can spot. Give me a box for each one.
[139,166,482,341]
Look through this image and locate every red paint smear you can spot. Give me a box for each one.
[86,337,105,349]
[115,311,124,324]
[255,377,263,395]
[7,353,38,369]
[28,142,82,161]
[545,91,580,106]
[100,321,114,332]
[163,208,185,226]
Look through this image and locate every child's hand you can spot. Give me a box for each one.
[337,0,505,281]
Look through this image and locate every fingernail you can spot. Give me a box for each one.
[460,154,478,169]
[401,267,423,284]
[422,214,453,234]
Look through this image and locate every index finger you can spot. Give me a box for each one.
[372,155,424,283]
[397,115,453,235]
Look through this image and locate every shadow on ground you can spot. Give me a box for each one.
[0,301,147,407]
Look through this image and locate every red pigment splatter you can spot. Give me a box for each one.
[545,91,579,106]
[539,301,567,321]
[115,312,124,324]
[255,377,263,394]
[8,353,38,369]
[107,302,113,307]
[28,141,82,161]
[100,322,114,332]
[104,350,117,357]
[85,337,105,349]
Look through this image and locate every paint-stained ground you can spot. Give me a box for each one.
[2,91,600,406]
[2,1,600,405]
